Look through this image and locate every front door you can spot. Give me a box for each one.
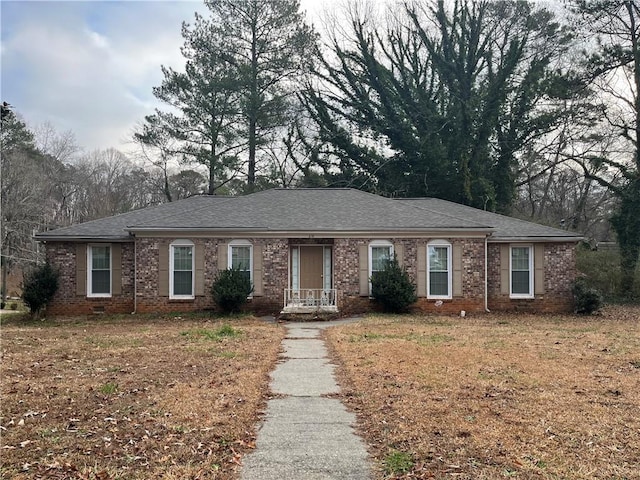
[299,246,324,290]
[290,245,332,291]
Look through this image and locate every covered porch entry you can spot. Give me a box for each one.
[282,243,337,313]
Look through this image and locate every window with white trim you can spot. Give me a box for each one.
[228,240,253,285]
[170,240,194,298]
[369,240,393,292]
[88,244,111,297]
[427,241,452,299]
[510,245,533,298]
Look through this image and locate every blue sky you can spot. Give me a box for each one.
[1,1,214,152]
[0,1,330,153]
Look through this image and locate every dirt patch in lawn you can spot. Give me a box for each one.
[1,314,285,479]
[325,305,640,479]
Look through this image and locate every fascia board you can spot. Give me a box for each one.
[34,235,132,243]
[129,228,495,239]
[488,236,583,243]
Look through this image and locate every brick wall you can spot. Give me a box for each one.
[487,242,576,313]
[135,237,287,316]
[45,242,135,316]
[44,236,577,317]
[334,237,487,315]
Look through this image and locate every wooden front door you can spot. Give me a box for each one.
[299,246,324,290]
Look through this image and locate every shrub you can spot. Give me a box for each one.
[576,244,640,302]
[211,267,253,314]
[22,263,59,315]
[371,256,417,313]
[573,278,604,315]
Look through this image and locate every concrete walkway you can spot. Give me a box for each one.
[241,320,372,480]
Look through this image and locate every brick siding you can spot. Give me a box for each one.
[487,242,575,313]
[45,242,135,316]
[44,236,577,317]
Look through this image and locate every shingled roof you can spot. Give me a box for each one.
[396,198,581,241]
[34,188,581,242]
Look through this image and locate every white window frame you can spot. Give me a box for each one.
[170,239,195,299]
[228,240,253,286]
[368,240,394,294]
[87,244,112,298]
[510,244,534,299]
[427,240,452,299]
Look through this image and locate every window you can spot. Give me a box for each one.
[229,241,253,284]
[88,245,111,297]
[368,241,393,293]
[170,240,194,298]
[428,241,452,299]
[510,245,533,298]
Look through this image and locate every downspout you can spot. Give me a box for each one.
[133,235,137,314]
[485,234,491,312]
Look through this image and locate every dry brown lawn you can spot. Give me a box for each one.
[325,306,640,480]
[1,314,285,480]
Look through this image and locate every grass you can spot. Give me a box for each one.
[2,305,639,479]
[0,314,285,479]
[180,324,242,341]
[384,450,414,475]
[99,382,118,395]
[325,305,640,480]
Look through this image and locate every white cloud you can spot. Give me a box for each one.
[0,1,205,152]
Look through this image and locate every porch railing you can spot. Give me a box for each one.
[283,288,337,310]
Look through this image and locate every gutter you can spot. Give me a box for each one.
[485,235,490,313]
[33,236,132,243]
[133,236,137,314]
[488,236,583,243]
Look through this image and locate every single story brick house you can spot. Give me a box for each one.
[35,188,582,316]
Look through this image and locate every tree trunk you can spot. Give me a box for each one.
[208,143,216,195]
[247,5,259,191]
[1,256,7,307]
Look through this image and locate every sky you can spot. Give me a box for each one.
[0,0,323,154]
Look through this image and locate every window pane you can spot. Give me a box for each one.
[92,270,110,294]
[429,246,448,272]
[173,246,192,271]
[371,246,391,272]
[512,247,529,271]
[92,246,110,270]
[173,271,192,295]
[512,271,530,294]
[231,246,251,271]
[430,271,449,296]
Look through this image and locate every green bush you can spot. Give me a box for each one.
[211,267,253,314]
[22,263,59,315]
[370,256,417,313]
[573,278,604,314]
[576,244,640,302]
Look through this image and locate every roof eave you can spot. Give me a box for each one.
[488,235,583,243]
[126,227,495,237]
[34,235,132,243]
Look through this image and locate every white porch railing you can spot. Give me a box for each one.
[283,289,337,312]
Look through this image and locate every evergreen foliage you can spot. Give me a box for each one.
[573,278,604,315]
[370,256,417,313]
[211,267,253,313]
[22,263,59,314]
[302,1,578,212]
[573,0,640,297]
[139,0,316,194]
